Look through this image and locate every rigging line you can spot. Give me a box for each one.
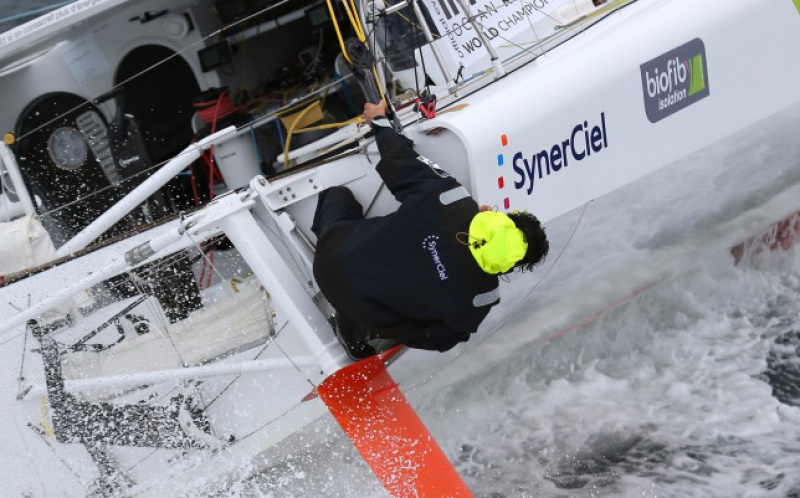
[514,201,590,299]
[364,182,386,217]
[270,333,319,389]
[15,419,67,497]
[415,4,430,94]
[274,218,314,291]
[373,0,381,92]
[461,6,555,64]
[202,319,285,411]
[362,12,525,81]
[0,1,72,27]
[0,300,35,348]
[16,323,30,400]
[13,0,294,144]
[131,277,191,368]
[395,10,438,38]
[395,10,473,45]
[124,447,161,475]
[183,230,228,300]
[0,325,25,348]
[401,201,591,396]
[519,0,547,58]
[369,3,392,107]
[235,377,316,442]
[26,421,84,481]
[114,251,204,369]
[496,18,582,52]
[137,247,192,271]
[528,1,567,26]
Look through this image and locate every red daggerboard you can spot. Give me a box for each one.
[317,346,473,497]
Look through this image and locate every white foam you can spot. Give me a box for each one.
[412,248,800,497]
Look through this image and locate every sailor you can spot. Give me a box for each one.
[312,101,549,360]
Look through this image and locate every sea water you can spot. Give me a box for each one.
[225,246,800,497]
[428,247,800,497]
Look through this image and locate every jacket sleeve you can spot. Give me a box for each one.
[372,118,457,203]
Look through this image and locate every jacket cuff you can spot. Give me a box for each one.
[370,116,391,130]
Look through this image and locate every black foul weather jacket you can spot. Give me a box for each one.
[313,122,500,352]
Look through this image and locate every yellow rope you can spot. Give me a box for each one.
[41,396,55,438]
[295,116,363,133]
[372,67,386,102]
[325,0,386,103]
[326,0,352,64]
[283,103,318,169]
[396,11,439,38]
[352,0,366,39]
[342,0,365,41]
[230,271,255,293]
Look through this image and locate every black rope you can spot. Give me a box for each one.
[16,324,29,400]
[414,1,431,96]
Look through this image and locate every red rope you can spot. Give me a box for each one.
[198,239,217,291]
[192,90,243,290]
[193,91,236,124]
[206,250,215,288]
[193,91,234,200]
[188,165,200,207]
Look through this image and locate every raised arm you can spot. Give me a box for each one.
[364,101,458,202]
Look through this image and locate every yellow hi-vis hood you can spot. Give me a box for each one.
[468,211,528,274]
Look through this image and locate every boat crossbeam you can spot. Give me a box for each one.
[218,202,343,378]
[27,356,318,397]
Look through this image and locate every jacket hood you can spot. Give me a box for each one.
[468,211,527,274]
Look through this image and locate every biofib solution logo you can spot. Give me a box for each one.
[641,38,709,123]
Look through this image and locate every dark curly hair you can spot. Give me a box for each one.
[507,211,549,273]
